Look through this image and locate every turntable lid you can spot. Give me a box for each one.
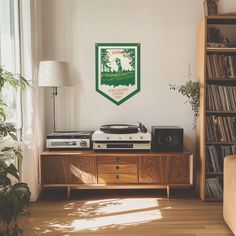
[100,124,139,134]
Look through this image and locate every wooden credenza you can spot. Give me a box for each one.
[41,150,193,198]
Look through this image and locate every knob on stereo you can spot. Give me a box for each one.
[80,141,87,147]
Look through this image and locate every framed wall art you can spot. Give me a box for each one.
[96,43,140,105]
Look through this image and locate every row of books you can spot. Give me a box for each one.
[207,27,222,44]
[206,85,236,111]
[206,116,236,142]
[205,177,223,200]
[206,145,236,172]
[206,55,236,79]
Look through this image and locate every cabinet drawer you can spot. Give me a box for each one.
[98,173,138,184]
[98,164,137,174]
[97,157,138,164]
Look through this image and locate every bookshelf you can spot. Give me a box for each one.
[197,16,236,201]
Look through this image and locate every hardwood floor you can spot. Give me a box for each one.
[19,189,233,236]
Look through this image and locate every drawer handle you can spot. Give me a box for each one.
[116,166,119,170]
[116,175,119,180]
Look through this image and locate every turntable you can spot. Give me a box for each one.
[92,123,151,151]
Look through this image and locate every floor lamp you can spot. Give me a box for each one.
[38,61,71,132]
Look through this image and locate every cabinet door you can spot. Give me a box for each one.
[41,156,68,184]
[139,155,190,184]
[41,155,97,184]
[69,156,97,184]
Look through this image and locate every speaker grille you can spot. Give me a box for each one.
[152,126,183,152]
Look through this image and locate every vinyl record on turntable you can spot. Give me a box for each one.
[100,124,139,134]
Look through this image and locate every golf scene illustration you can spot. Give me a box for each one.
[101,48,135,87]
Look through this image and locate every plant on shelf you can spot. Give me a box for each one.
[169,64,201,128]
[0,66,30,236]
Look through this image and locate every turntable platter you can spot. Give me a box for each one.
[100,124,139,134]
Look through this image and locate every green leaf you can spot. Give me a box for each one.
[0,122,17,139]
[19,75,30,88]
[9,133,17,141]
[0,174,11,186]
[1,147,23,161]
[5,164,19,180]
[1,146,15,152]
[13,149,23,161]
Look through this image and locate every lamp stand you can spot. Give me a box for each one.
[52,87,58,132]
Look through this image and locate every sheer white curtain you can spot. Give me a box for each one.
[19,0,45,201]
[0,0,21,148]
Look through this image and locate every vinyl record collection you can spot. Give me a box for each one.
[205,144,236,199]
[206,145,236,173]
[206,85,236,111]
[206,55,236,79]
[206,116,236,142]
[205,177,223,200]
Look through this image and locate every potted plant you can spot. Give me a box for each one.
[169,80,200,128]
[169,64,200,128]
[0,66,30,236]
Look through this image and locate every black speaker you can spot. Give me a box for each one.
[151,126,183,152]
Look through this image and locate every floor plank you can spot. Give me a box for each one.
[19,189,233,236]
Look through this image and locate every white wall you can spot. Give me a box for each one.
[218,0,236,14]
[38,0,236,153]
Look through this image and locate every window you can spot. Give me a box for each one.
[0,0,21,125]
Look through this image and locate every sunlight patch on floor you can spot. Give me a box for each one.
[84,198,159,214]
[70,208,162,231]
[51,198,162,232]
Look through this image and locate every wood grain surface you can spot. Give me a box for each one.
[98,173,138,184]
[41,155,97,184]
[18,190,233,236]
[139,156,190,184]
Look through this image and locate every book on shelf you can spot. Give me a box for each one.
[206,145,221,172]
[207,27,222,44]
[205,177,223,200]
[228,56,236,78]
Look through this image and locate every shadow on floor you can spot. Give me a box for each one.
[38,187,198,202]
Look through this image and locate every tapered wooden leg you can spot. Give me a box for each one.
[167,185,170,199]
[67,186,71,199]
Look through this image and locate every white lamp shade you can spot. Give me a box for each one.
[38,61,71,87]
